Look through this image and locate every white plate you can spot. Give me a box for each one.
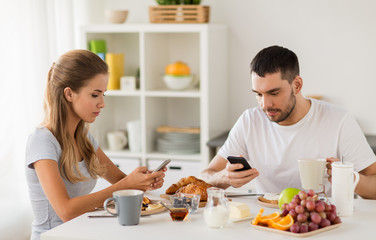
[230,215,255,223]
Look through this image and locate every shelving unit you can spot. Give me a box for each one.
[80,24,228,175]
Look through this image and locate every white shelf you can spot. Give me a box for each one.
[81,24,228,171]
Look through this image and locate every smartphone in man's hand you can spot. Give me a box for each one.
[227,156,252,171]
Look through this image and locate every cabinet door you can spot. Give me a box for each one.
[91,157,140,193]
[147,159,201,192]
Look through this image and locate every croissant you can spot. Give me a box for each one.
[177,182,211,201]
[165,176,202,194]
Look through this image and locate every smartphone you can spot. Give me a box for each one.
[227,156,252,171]
[153,159,171,172]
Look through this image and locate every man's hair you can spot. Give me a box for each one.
[250,45,299,83]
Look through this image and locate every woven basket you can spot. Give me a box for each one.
[149,5,210,23]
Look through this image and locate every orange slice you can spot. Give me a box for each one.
[251,208,264,225]
[259,212,281,225]
[270,214,294,231]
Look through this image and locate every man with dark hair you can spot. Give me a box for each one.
[201,46,376,199]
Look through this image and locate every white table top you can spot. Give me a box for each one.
[41,191,375,240]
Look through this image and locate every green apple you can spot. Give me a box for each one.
[278,187,301,210]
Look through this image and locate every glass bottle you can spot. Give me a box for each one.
[204,187,230,228]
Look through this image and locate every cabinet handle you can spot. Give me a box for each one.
[169,166,181,170]
[116,164,120,168]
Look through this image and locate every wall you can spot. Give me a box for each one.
[102,0,376,134]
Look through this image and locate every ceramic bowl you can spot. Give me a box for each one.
[164,75,193,90]
[105,10,129,24]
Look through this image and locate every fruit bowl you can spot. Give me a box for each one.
[163,75,193,90]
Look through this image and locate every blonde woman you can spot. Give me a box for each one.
[25,49,166,240]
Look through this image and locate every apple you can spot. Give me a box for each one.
[278,187,301,210]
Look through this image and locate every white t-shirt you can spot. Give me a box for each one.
[218,99,376,194]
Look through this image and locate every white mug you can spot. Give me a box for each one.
[107,131,127,151]
[331,162,360,217]
[298,158,327,191]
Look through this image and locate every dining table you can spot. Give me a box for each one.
[41,190,375,240]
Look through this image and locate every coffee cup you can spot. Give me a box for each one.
[104,190,144,225]
[298,158,327,191]
[331,162,360,216]
[107,131,127,151]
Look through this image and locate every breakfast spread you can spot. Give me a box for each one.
[165,176,212,201]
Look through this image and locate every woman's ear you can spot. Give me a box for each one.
[64,87,73,102]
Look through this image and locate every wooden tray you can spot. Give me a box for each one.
[149,5,210,23]
[160,194,207,208]
[252,223,342,237]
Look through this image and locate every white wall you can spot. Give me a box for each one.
[102,0,376,134]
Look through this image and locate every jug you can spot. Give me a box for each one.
[331,162,360,216]
[204,187,230,228]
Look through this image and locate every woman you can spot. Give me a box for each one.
[25,49,166,240]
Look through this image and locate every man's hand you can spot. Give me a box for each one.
[326,157,340,183]
[225,162,259,188]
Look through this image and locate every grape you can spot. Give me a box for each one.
[306,201,316,211]
[290,223,300,233]
[307,189,315,197]
[281,203,288,210]
[325,202,332,212]
[295,205,304,214]
[288,201,297,210]
[297,213,307,223]
[308,222,319,231]
[281,209,289,217]
[299,190,307,200]
[300,199,307,208]
[319,211,326,219]
[319,218,331,228]
[315,201,325,212]
[299,224,309,233]
[326,212,336,222]
[333,216,342,224]
[291,196,301,205]
[331,204,337,213]
[310,212,322,224]
[289,209,297,219]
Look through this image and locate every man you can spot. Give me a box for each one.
[201,45,376,199]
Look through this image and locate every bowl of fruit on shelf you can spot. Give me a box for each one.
[163,61,195,90]
[251,189,342,236]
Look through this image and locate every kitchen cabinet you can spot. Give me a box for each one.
[80,24,228,174]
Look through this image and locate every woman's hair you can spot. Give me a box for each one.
[43,49,108,183]
[250,45,300,83]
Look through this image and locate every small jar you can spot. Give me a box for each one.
[204,187,230,228]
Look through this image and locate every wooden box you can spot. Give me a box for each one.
[149,5,210,23]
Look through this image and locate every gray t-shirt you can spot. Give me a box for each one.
[25,127,99,240]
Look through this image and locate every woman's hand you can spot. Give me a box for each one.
[118,166,166,191]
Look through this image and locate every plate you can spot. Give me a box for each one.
[230,215,255,223]
[252,223,342,237]
[96,200,166,216]
[257,196,279,209]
